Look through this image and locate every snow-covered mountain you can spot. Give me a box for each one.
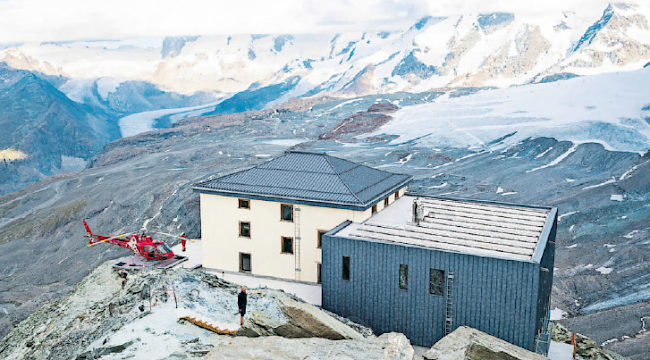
[2,2,648,102]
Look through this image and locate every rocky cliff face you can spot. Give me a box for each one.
[0,64,121,195]
[0,62,218,194]
[538,3,650,79]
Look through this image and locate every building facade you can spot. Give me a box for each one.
[193,150,411,283]
[322,195,557,351]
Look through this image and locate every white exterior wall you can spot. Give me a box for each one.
[199,186,407,283]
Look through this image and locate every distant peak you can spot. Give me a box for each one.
[412,16,432,30]
[161,36,199,58]
[410,16,446,31]
[608,2,638,12]
[570,2,643,52]
[477,13,515,29]
[273,35,294,52]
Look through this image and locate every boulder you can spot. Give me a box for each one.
[235,311,286,337]
[274,322,313,339]
[378,332,417,360]
[551,323,629,360]
[422,326,548,360]
[208,332,417,360]
[278,296,364,340]
[235,296,364,340]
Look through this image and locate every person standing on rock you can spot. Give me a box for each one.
[238,287,247,326]
[180,232,187,252]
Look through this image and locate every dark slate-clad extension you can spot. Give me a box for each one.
[193,150,411,210]
[322,195,557,351]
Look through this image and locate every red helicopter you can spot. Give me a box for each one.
[83,220,188,269]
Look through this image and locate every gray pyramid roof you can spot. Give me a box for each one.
[193,150,412,210]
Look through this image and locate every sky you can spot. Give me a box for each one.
[0,0,613,43]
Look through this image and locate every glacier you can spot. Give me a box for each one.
[368,68,650,153]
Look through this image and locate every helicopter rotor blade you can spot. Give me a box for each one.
[152,231,197,243]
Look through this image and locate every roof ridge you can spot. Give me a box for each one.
[212,182,353,196]
[286,150,326,155]
[256,167,333,175]
[353,172,399,196]
[324,154,363,204]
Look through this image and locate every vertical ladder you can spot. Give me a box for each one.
[445,271,454,336]
[294,207,301,281]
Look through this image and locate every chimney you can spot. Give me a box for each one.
[412,198,426,226]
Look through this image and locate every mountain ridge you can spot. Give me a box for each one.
[2,2,647,101]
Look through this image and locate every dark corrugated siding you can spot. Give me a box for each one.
[535,214,557,335]
[322,233,552,350]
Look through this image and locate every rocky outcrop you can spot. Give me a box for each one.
[278,296,364,340]
[235,310,312,338]
[0,260,372,360]
[235,296,366,340]
[318,103,399,142]
[552,323,630,360]
[75,339,137,359]
[208,332,417,360]
[422,326,548,360]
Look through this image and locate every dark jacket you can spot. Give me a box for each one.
[238,291,247,309]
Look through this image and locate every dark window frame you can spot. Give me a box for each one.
[144,245,156,256]
[317,230,327,249]
[395,190,400,199]
[399,264,408,290]
[281,236,294,254]
[429,268,445,296]
[384,197,389,207]
[239,221,251,238]
[342,256,351,281]
[239,252,252,273]
[238,198,250,209]
[371,204,377,214]
[280,204,294,222]
[317,263,322,284]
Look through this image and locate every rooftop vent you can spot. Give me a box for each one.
[411,198,429,226]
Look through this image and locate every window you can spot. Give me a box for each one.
[342,256,350,280]
[281,204,293,221]
[238,199,250,209]
[317,230,327,249]
[395,190,400,199]
[430,269,445,295]
[144,245,156,256]
[399,264,408,290]
[239,221,251,238]
[156,244,171,254]
[384,197,389,207]
[317,263,322,284]
[281,237,294,254]
[372,204,377,214]
[239,253,251,273]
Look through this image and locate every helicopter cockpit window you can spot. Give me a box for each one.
[157,244,172,254]
[144,245,156,255]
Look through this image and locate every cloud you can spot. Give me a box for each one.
[0,0,611,43]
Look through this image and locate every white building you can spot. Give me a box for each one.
[193,150,411,283]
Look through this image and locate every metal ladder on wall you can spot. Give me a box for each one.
[294,207,301,281]
[445,271,455,336]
